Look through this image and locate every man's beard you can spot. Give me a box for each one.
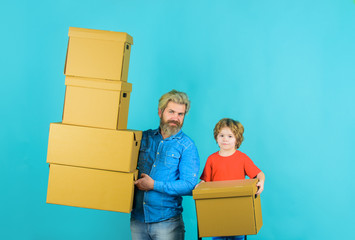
[160,118,182,137]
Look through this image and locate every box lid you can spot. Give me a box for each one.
[65,76,132,92]
[193,179,258,199]
[69,27,133,45]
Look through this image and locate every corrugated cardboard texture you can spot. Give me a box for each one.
[193,179,262,237]
[64,27,133,81]
[47,123,142,173]
[62,76,132,130]
[46,164,138,213]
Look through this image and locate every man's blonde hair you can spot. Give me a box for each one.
[158,90,191,114]
[214,118,244,149]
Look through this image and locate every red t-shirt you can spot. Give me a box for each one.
[200,150,261,182]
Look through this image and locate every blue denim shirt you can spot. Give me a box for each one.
[131,128,200,223]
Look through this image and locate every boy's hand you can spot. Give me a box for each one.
[255,171,265,195]
[256,180,264,195]
[194,180,205,189]
[135,173,154,191]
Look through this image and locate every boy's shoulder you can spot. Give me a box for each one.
[207,151,220,160]
[235,149,253,161]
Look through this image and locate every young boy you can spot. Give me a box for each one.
[199,118,265,240]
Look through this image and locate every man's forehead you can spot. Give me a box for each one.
[166,102,186,113]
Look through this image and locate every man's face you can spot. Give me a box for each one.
[158,101,186,137]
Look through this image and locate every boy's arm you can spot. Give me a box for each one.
[256,171,265,195]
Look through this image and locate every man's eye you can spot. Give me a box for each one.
[178,113,184,116]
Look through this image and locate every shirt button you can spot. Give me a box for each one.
[153,165,156,167]
[161,141,163,143]
[143,202,146,204]
[157,152,159,155]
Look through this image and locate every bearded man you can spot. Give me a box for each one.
[130,90,200,240]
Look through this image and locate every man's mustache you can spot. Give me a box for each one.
[167,120,180,126]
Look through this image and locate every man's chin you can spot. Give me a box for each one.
[162,125,181,137]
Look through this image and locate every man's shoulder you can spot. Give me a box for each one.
[142,129,158,138]
[176,131,197,148]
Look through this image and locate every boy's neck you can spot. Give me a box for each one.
[218,148,237,157]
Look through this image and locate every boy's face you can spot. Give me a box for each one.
[217,127,237,152]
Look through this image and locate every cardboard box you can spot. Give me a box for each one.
[193,179,262,237]
[64,27,133,81]
[62,76,132,130]
[46,164,138,213]
[47,123,142,173]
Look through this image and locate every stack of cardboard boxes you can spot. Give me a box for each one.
[46,27,142,213]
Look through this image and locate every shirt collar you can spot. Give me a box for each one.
[153,127,183,140]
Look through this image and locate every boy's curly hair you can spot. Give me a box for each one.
[213,118,244,149]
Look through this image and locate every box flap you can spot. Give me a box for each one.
[65,76,132,91]
[69,27,133,45]
[133,169,139,181]
[193,179,258,199]
[122,129,142,141]
[133,131,142,141]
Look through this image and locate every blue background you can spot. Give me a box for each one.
[1,0,354,239]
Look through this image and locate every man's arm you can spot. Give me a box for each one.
[143,143,200,196]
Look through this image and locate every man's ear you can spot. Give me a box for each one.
[158,108,162,118]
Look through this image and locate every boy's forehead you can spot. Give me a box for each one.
[219,127,233,133]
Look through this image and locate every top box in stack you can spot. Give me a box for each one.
[64,27,133,81]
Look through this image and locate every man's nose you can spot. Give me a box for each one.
[171,113,179,120]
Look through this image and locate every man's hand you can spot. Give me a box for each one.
[135,173,154,191]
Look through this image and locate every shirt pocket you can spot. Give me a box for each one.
[164,151,181,168]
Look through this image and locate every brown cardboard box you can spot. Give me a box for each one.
[62,76,132,130]
[64,27,133,81]
[47,123,142,173]
[193,179,263,237]
[46,164,138,213]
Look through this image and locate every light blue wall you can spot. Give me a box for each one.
[1,0,354,239]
